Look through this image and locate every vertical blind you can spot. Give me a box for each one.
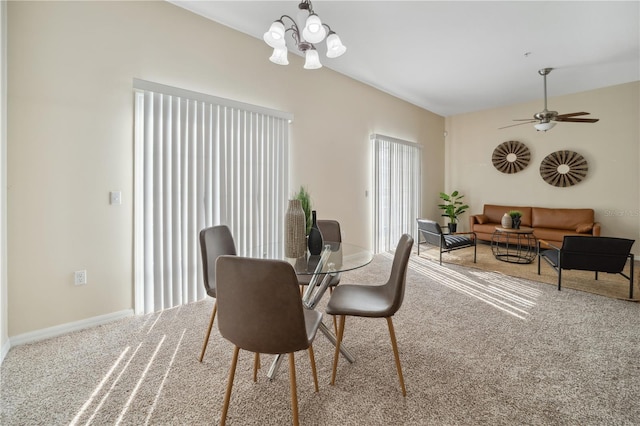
[133,80,292,314]
[371,134,421,253]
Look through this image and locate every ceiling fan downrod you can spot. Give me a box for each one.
[535,68,556,122]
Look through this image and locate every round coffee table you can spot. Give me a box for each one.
[491,226,537,264]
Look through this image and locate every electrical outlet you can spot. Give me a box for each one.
[74,270,87,286]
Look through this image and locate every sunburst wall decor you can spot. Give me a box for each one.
[539,150,588,187]
[492,140,531,174]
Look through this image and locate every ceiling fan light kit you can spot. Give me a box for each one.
[534,121,556,132]
[263,0,346,69]
[501,68,599,131]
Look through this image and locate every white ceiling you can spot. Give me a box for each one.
[170,1,640,117]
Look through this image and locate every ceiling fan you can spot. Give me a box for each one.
[500,68,599,132]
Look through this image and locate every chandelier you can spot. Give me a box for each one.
[263,0,347,69]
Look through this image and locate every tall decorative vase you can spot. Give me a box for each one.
[285,199,306,258]
[501,213,512,229]
[307,210,324,255]
[512,217,521,229]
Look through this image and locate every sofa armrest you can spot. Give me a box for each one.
[592,222,601,236]
[469,215,480,230]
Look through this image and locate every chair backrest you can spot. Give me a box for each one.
[216,255,310,354]
[561,236,634,273]
[199,225,237,298]
[417,219,445,246]
[317,220,342,243]
[383,233,414,315]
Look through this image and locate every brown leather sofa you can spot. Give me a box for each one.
[469,204,600,247]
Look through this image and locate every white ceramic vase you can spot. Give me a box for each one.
[501,213,512,229]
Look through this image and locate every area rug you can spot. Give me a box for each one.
[416,241,639,302]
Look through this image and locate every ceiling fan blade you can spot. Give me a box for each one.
[555,112,590,118]
[554,117,599,123]
[502,70,598,130]
[511,118,536,121]
[499,121,535,129]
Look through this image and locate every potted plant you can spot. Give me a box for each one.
[294,186,312,235]
[509,210,523,229]
[438,191,469,233]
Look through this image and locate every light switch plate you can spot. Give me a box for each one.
[110,191,122,205]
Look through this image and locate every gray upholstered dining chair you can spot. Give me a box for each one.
[297,219,342,289]
[198,225,237,362]
[325,233,414,396]
[216,255,322,426]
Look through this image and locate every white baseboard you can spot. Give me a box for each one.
[6,309,134,351]
[1,339,10,363]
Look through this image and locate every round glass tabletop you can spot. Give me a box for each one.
[248,241,373,275]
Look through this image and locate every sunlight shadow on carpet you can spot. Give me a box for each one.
[69,346,132,426]
[116,336,166,424]
[146,330,186,424]
[386,252,542,320]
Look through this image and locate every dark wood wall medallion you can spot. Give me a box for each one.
[492,140,531,174]
[539,150,588,187]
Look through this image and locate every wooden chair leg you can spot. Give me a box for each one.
[329,288,338,336]
[220,346,240,426]
[386,317,406,397]
[288,353,300,426]
[253,352,261,382]
[199,302,217,362]
[331,315,346,386]
[307,345,319,392]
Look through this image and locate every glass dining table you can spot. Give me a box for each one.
[248,241,374,380]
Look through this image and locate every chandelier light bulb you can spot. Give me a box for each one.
[326,32,346,58]
[269,47,289,65]
[302,14,326,43]
[263,21,286,48]
[303,49,322,69]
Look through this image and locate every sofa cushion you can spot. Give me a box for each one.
[482,205,532,227]
[473,223,500,235]
[576,222,594,233]
[476,214,489,224]
[532,207,594,230]
[534,227,582,243]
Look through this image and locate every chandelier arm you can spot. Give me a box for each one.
[279,15,298,27]
[277,15,303,46]
[322,23,334,34]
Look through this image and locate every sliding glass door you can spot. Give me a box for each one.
[372,134,421,253]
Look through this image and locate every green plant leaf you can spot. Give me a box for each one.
[438,191,468,224]
[294,186,312,235]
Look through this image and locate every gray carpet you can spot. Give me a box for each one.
[2,251,640,425]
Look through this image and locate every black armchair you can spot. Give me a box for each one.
[538,236,635,298]
[416,219,476,265]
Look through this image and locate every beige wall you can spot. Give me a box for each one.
[445,82,640,252]
[5,1,443,337]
